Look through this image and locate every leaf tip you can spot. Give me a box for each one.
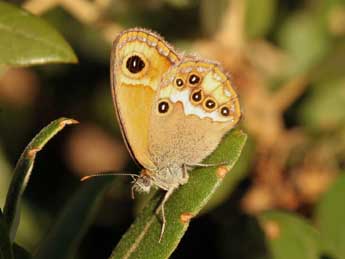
[58,118,79,127]
[70,53,79,63]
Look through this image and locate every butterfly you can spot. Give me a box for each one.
[109,28,240,241]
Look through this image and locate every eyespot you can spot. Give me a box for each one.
[190,88,204,105]
[220,106,230,117]
[175,78,184,88]
[126,55,145,73]
[157,99,172,115]
[203,97,218,112]
[188,74,201,86]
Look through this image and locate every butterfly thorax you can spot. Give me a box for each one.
[133,165,188,193]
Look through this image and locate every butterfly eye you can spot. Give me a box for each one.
[141,176,151,187]
[175,78,184,88]
[188,74,201,85]
[126,55,145,73]
[157,100,171,114]
[190,89,204,105]
[203,97,218,112]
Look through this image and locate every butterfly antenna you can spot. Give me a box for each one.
[80,172,138,182]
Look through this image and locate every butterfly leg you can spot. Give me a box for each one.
[130,185,136,199]
[182,164,189,183]
[156,188,175,242]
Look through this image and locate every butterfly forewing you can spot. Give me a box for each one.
[110,28,180,169]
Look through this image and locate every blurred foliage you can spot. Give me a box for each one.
[246,0,277,38]
[35,176,114,259]
[0,0,345,259]
[258,211,321,259]
[0,1,77,66]
[301,77,345,131]
[316,173,345,259]
[277,11,330,77]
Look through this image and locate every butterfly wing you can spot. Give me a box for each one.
[148,59,241,168]
[111,28,180,169]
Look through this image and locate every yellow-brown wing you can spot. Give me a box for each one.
[110,28,180,169]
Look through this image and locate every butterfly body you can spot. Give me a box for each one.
[110,28,241,240]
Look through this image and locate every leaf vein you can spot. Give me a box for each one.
[122,216,156,259]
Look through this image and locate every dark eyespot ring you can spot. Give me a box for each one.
[220,106,230,116]
[190,89,204,104]
[126,55,145,73]
[158,100,170,114]
[175,78,184,87]
[189,74,200,85]
[203,97,218,111]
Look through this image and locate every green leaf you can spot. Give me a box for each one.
[110,129,247,259]
[258,211,321,259]
[0,2,77,66]
[315,174,345,259]
[34,177,114,259]
[0,146,45,251]
[3,117,78,242]
[202,136,254,212]
[43,9,109,63]
[0,209,14,259]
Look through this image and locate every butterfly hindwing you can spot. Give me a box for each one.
[148,59,241,168]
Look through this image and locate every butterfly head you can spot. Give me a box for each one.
[132,169,154,193]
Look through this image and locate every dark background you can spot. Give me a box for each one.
[1,0,344,258]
